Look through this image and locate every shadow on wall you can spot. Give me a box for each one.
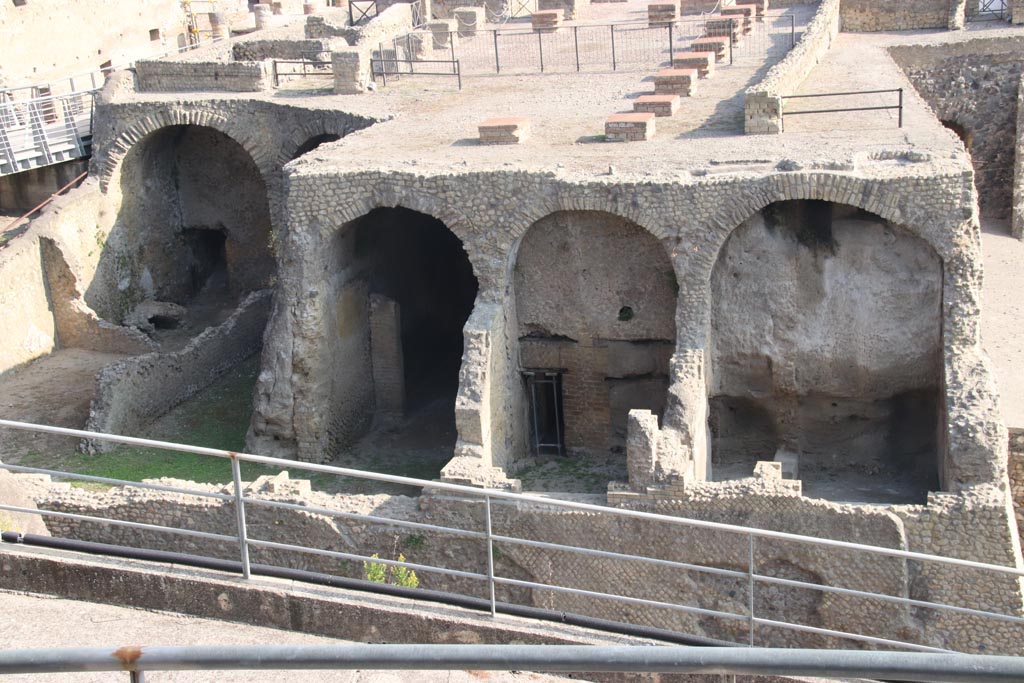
[708,200,943,504]
[512,210,678,462]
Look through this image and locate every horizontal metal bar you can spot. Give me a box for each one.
[241,497,486,539]
[783,88,901,99]
[754,574,1024,626]
[0,463,233,501]
[751,616,953,654]
[3,419,1023,581]
[494,576,749,622]
[370,59,458,65]
[2,644,1021,681]
[492,534,749,580]
[373,70,457,77]
[784,105,900,116]
[246,537,489,582]
[0,504,238,543]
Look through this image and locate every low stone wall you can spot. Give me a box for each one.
[32,468,1024,653]
[744,0,839,134]
[1009,428,1024,545]
[135,59,271,92]
[0,229,58,375]
[84,290,273,450]
[840,0,956,31]
[308,3,414,46]
[232,37,332,61]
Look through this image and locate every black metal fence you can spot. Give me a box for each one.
[371,58,463,89]
[781,88,904,128]
[271,59,334,87]
[382,13,796,78]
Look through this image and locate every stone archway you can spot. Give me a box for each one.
[708,199,943,503]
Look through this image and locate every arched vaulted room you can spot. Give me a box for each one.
[320,207,479,475]
[99,124,275,332]
[708,200,943,504]
[513,211,677,480]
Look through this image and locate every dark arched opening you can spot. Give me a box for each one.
[105,125,274,338]
[708,200,943,503]
[292,133,341,160]
[941,119,972,148]
[321,207,479,475]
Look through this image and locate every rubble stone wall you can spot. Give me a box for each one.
[889,38,1024,220]
[840,0,954,31]
[30,469,1024,653]
[135,59,271,92]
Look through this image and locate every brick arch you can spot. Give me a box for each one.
[509,194,671,245]
[98,110,277,193]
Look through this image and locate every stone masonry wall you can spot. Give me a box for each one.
[840,0,957,32]
[1009,428,1024,548]
[135,59,271,92]
[258,160,1003,502]
[29,469,1024,653]
[84,290,273,451]
[889,38,1024,220]
[744,0,839,134]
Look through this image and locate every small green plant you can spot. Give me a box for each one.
[362,552,419,588]
[0,513,20,533]
[403,534,426,551]
[364,553,388,583]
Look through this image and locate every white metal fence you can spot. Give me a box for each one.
[1,418,1023,654]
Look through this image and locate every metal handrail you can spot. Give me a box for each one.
[781,88,904,128]
[0,644,1023,682]
[0,418,1022,654]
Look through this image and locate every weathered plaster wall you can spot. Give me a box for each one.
[890,38,1024,220]
[744,0,840,134]
[0,180,149,375]
[29,468,1024,653]
[84,290,273,450]
[0,0,189,89]
[709,203,942,487]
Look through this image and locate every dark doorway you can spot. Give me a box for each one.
[292,133,341,160]
[525,370,566,456]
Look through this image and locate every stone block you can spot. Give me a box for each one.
[720,4,755,33]
[648,1,678,26]
[653,68,697,96]
[671,50,715,78]
[605,112,656,142]
[453,7,486,36]
[633,94,679,117]
[429,19,458,50]
[478,117,531,144]
[690,35,729,62]
[254,3,273,29]
[332,48,371,94]
[531,10,562,32]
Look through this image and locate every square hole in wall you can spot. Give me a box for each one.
[149,28,161,41]
[13,0,28,7]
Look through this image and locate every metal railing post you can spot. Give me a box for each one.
[748,535,755,647]
[610,25,616,71]
[456,60,462,90]
[230,456,251,580]
[668,22,674,63]
[574,26,580,71]
[129,671,145,683]
[272,60,279,88]
[538,30,544,72]
[898,88,903,128]
[494,30,500,73]
[790,13,795,48]
[485,494,497,617]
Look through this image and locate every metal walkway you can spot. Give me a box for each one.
[0,88,97,177]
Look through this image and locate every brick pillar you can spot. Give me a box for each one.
[332,48,371,93]
[1014,0,1024,24]
[744,91,782,134]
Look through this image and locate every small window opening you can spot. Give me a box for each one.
[525,370,566,456]
[617,306,634,322]
[149,28,162,41]
[148,315,180,330]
